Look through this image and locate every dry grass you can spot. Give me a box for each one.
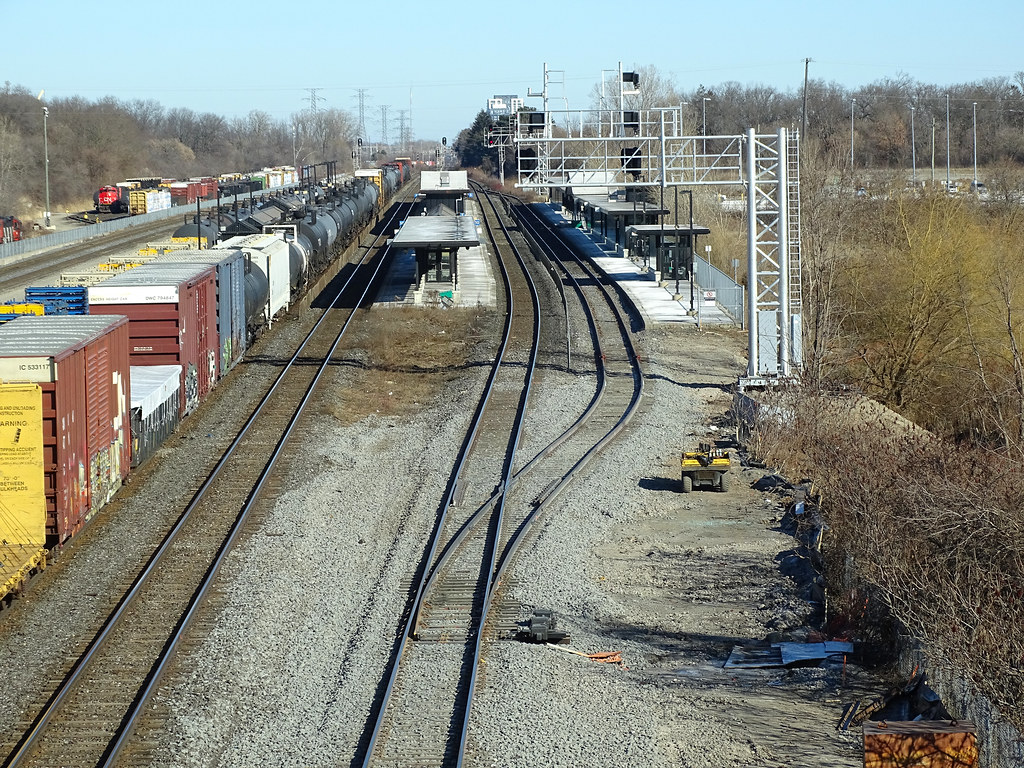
[750,388,1024,725]
[329,307,497,425]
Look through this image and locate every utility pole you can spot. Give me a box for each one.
[945,94,951,189]
[973,101,978,188]
[42,106,51,228]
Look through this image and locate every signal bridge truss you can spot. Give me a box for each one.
[484,126,514,186]
[514,107,802,384]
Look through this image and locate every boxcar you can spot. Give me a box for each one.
[0,315,131,545]
[88,262,219,417]
[148,249,247,378]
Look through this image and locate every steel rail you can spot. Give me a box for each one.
[414,184,541,610]
[360,183,541,768]
[489,201,644,587]
[2,199,411,768]
[450,185,543,768]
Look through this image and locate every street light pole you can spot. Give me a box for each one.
[972,101,978,188]
[910,105,916,185]
[702,97,710,155]
[850,98,856,170]
[42,106,51,228]
[945,93,950,189]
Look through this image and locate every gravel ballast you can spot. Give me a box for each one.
[0,251,887,767]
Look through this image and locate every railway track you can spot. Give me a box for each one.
[358,188,645,768]
[360,183,541,768]
[0,217,184,296]
[0,199,413,768]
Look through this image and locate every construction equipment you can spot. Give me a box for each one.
[680,442,731,492]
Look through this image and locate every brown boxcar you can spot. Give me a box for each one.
[88,262,219,417]
[0,315,131,545]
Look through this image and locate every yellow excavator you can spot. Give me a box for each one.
[680,442,731,493]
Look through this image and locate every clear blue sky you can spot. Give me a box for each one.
[4,0,1020,142]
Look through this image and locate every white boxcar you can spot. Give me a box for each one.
[215,233,292,327]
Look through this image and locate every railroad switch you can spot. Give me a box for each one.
[520,608,569,644]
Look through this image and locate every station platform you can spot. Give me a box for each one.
[374,200,496,309]
[531,203,736,327]
[373,200,737,327]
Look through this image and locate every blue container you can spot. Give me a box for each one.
[146,249,248,377]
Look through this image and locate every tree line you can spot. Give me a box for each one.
[0,81,358,219]
[458,67,1024,178]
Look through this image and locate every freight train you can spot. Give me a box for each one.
[92,168,299,215]
[0,160,414,605]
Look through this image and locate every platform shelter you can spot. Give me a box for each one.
[416,170,471,215]
[626,224,711,282]
[561,188,668,252]
[391,215,480,300]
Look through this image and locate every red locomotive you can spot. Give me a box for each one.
[0,215,23,243]
[93,185,128,213]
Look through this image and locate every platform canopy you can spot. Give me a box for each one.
[572,195,668,217]
[419,170,470,194]
[393,216,480,248]
[626,224,710,237]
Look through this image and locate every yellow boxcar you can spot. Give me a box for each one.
[0,384,48,603]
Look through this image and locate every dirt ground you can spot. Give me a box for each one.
[586,324,887,766]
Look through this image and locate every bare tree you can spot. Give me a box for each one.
[0,115,27,212]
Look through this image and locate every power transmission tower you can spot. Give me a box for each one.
[380,105,390,146]
[354,88,369,140]
[396,109,408,152]
[306,88,321,112]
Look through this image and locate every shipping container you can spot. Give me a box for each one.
[170,181,202,205]
[129,365,181,468]
[0,383,48,602]
[216,234,291,328]
[149,249,247,377]
[0,315,131,545]
[88,263,218,417]
[128,188,172,215]
[188,177,217,198]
